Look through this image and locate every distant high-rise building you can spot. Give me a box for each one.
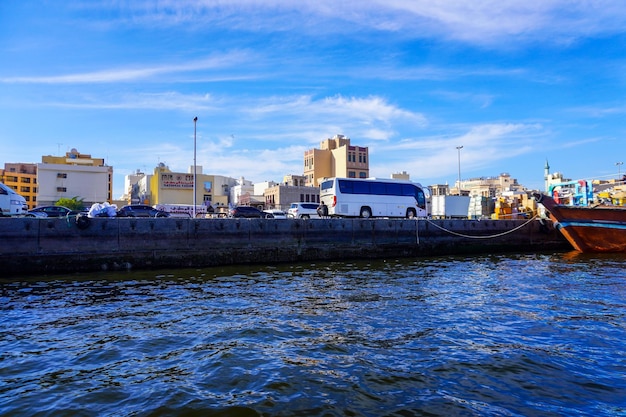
[303,134,369,187]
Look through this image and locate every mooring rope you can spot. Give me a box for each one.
[422,215,539,239]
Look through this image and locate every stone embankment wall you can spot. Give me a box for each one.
[0,216,568,277]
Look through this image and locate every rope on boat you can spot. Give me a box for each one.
[422,215,539,239]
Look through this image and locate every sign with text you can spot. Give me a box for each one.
[161,174,193,189]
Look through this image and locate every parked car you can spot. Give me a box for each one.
[25,210,47,218]
[263,209,287,219]
[287,202,320,219]
[229,206,265,218]
[27,205,79,218]
[117,204,170,218]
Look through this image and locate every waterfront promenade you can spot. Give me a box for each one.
[0,216,568,277]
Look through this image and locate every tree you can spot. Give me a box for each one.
[55,196,85,211]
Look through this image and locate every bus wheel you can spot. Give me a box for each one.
[406,209,416,219]
[360,207,372,218]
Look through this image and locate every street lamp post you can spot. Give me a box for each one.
[616,161,623,179]
[193,117,198,219]
[456,145,463,195]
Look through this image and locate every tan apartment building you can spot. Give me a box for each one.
[264,174,319,211]
[0,163,38,209]
[37,149,112,207]
[303,134,369,187]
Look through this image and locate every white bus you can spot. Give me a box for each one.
[319,177,428,219]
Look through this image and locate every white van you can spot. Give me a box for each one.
[0,182,28,216]
[287,202,320,219]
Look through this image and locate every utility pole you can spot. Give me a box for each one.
[193,117,198,219]
[456,145,463,195]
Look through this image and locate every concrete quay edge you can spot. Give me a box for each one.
[0,216,568,278]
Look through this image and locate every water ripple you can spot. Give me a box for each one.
[1,253,625,416]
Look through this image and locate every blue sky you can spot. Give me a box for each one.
[2,1,626,199]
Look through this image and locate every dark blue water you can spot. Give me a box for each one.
[1,252,625,416]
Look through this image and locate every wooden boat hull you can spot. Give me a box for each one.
[534,193,626,253]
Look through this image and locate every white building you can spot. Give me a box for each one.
[230,177,255,206]
[37,149,112,206]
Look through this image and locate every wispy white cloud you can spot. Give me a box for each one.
[430,90,496,109]
[569,103,626,118]
[370,123,545,182]
[249,95,426,125]
[0,52,253,84]
[87,0,626,46]
[45,92,220,111]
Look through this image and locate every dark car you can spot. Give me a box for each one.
[116,204,170,218]
[229,206,267,218]
[27,205,80,218]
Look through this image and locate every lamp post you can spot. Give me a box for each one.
[456,145,463,195]
[193,117,198,219]
[616,161,623,178]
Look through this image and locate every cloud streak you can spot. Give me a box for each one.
[0,52,253,84]
[87,0,626,45]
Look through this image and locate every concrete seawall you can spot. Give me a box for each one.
[0,216,568,277]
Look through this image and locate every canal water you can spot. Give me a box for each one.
[0,252,624,416]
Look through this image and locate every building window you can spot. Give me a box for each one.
[305,194,310,202]
[57,187,67,192]
[57,173,67,178]
[21,177,31,183]
[348,171,356,178]
[300,193,304,201]
[359,172,367,178]
[20,186,30,193]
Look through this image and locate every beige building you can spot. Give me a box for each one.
[1,163,38,209]
[126,163,234,209]
[303,134,369,187]
[459,173,526,199]
[264,175,319,211]
[37,149,112,207]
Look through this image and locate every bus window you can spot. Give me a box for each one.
[371,182,385,195]
[401,184,414,196]
[353,181,369,194]
[321,180,334,192]
[338,179,352,194]
[386,183,402,196]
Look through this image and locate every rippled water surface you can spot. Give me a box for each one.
[1,252,625,416]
